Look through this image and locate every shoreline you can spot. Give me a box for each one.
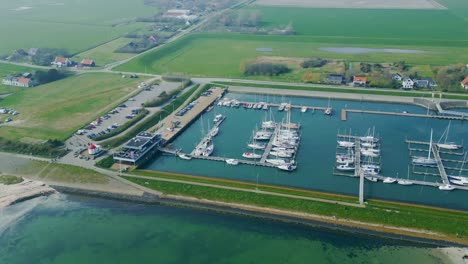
[51,184,468,247]
[0,179,56,208]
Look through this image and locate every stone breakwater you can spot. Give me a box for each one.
[0,179,56,208]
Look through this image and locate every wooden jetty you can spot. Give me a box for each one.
[354,138,361,176]
[431,144,450,185]
[342,109,468,121]
[158,148,278,168]
[190,116,225,156]
[259,125,280,163]
[341,109,347,121]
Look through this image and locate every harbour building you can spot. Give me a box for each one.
[113,132,163,165]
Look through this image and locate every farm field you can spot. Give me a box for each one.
[0,0,155,55]
[0,73,147,142]
[73,38,135,66]
[116,33,468,78]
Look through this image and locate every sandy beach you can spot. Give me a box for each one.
[0,179,56,208]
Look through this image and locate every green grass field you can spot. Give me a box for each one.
[117,0,468,80]
[0,73,147,142]
[116,33,468,78]
[73,38,135,66]
[0,0,155,55]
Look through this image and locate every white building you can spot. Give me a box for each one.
[402,77,414,89]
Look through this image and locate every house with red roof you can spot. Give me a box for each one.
[2,75,33,87]
[80,58,95,67]
[51,56,72,67]
[353,76,367,87]
[461,76,468,90]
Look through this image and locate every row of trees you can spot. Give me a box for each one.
[0,138,67,157]
[244,62,290,76]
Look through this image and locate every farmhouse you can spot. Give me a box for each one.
[80,59,95,67]
[461,76,468,90]
[402,77,414,89]
[392,73,402,81]
[2,75,34,87]
[414,78,437,89]
[51,57,72,67]
[353,76,367,87]
[163,9,197,21]
[324,74,345,84]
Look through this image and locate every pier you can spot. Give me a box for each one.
[190,116,225,156]
[436,103,467,117]
[158,148,278,168]
[431,144,450,185]
[341,109,347,121]
[341,109,468,121]
[354,138,361,176]
[260,125,281,163]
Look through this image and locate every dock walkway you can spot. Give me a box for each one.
[260,125,280,163]
[354,138,361,176]
[342,109,468,121]
[431,144,450,185]
[190,116,225,156]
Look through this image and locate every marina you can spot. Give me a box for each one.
[146,92,468,210]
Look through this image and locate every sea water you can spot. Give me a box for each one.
[0,195,451,264]
[145,93,468,210]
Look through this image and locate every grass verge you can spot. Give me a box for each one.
[0,175,23,185]
[216,81,468,100]
[126,176,468,243]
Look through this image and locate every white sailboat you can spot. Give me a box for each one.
[437,121,462,150]
[301,106,307,113]
[324,98,332,115]
[226,159,239,165]
[242,152,261,159]
[338,141,355,148]
[449,152,468,186]
[439,184,455,191]
[210,126,219,137]
[360,127,379,143]
[383,177,397,184]
[278,164,297,172]
[336,163,354,171]
[266,158,287,165]
[213,114,222,123]
[178,154,192,160]
[412,129,437,166]
[397,166,413,185]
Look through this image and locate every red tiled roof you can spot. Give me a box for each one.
[81,59,94,65]
[17,77,30,84]
[353,76,367,83]
[55,57,68,63]
[462,76,468,85]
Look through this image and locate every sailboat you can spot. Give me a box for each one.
[412,129,437,166]
[324,98,332,115]
[360,127,379,143]
[301,106,307,113]
[397,166,413,185]
[336,163,354,171]
[226,159,239,165]
[437,121,462,150]
[178,153,192,160]
[439,184,455,191]
[278,164,297,172]
[383,177,397,184]
[248,131,266,150]
[449,152,468,186]
[242,152,261,159]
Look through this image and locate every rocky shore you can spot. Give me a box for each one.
[0,179,56,208]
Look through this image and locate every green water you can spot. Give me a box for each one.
[0,195,450,264]
[146,93,468,210]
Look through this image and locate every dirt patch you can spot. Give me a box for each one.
[254,0,446,10]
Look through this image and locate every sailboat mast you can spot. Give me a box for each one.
[459,152,467,177]
[428,129,433,160]
[445,121,451,143]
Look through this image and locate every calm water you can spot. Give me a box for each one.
[146,93,468,210]
[0,195,450,264]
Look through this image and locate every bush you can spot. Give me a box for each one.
[301,58,327,68]
[244,63,290,76]
[0,175,24,185]
[0,138,68,157]
[95,155,114,168]
[360,63,372,73]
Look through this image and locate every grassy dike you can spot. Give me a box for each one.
[123,171,468,245]
[214,81,468,100]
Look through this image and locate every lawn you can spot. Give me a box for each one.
[0,73,148,141]
[116,33,468,78]
[73,38,136,66]
[118,0,468,79]
[0,0,156,55]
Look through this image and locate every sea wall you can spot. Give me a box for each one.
[439,101,468,110]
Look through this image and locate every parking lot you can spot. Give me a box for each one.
[71,79,183,145]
